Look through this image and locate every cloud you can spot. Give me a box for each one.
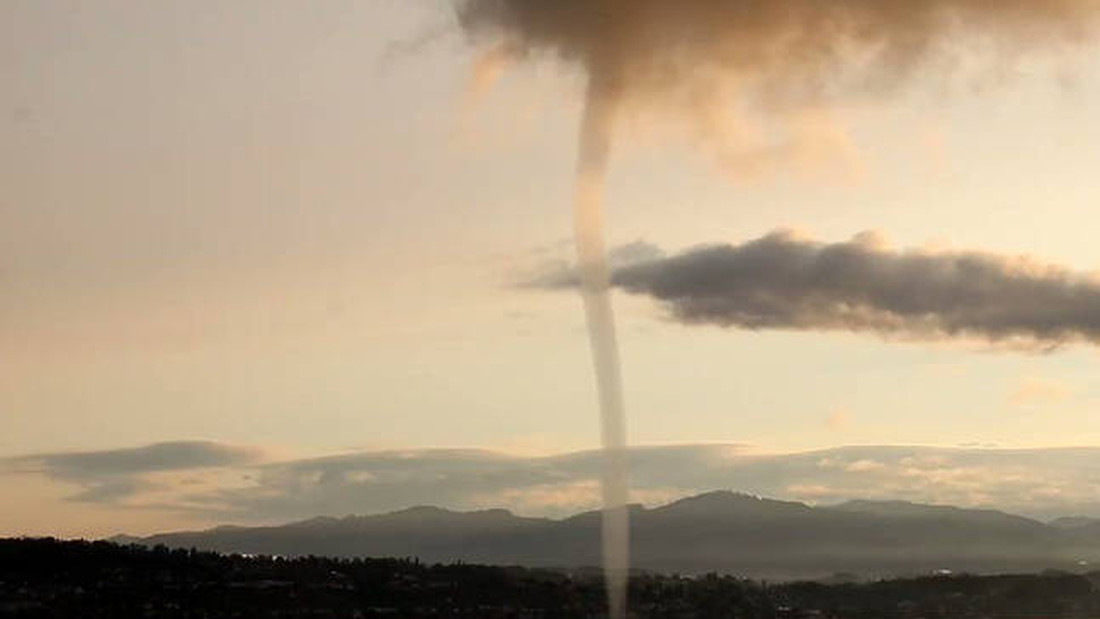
[532,230,1100,349]
[824,408,851,431]
[845,459,884,473]
[455,0,1099,176]
[17,440,1100,525]
[184,444,1100,524]
[195,445,741,521]
[517,239,664,288]
[14,441,262,477]
[1009,377,1073,407]
[608,240,666,267]
[69,479,162,504]
[5,441,263,504]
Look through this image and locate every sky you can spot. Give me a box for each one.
[4,0,1100,538]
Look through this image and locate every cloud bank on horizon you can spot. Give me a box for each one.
[5,441,263,506]
[9,441,1100,528]
[530,230,1100,349]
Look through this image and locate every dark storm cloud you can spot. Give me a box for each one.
[534,231,1100,348]
[456,0,1098,96]
[455,0,1099,174]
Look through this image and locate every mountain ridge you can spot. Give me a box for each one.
[119,491,1100,580]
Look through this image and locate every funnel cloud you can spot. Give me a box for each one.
[456,0,1099,102]
[454,1,1100,615]
[457,0,1099,175]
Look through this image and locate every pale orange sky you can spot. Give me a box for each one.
[4,0,1100,537]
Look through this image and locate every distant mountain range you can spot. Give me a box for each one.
[117,491,1100,580]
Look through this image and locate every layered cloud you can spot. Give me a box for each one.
[10,441,1100,527]
[226,445,1100,522]
[532,231,1100,349]
[4,441,263,506]
[11,441,261,479]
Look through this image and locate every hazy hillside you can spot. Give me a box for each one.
[126,491,1100,580]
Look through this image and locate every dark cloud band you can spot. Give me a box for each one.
[535,231,1100,348]
[17,441,262,477]
[3,441,263,504]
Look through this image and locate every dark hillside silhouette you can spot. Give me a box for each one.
[131,492,1100,580]
[4,538,1100,618]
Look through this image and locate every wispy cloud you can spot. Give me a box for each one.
[824,408,851,431]
[4,441,264,505]
[1009,377,1074,407]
